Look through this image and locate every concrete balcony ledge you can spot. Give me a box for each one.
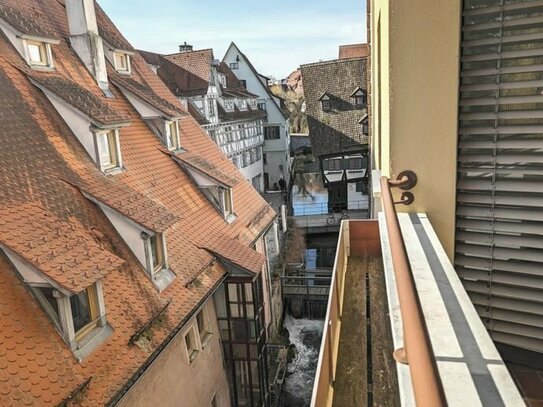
[379,213,524,406]
[311,215,525,407]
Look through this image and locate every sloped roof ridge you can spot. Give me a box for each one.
[300,56,366,69]
[26,70,131,127]
[224,42,286,120]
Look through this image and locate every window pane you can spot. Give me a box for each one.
[150,234,163,269]
[230,303,240,317]
[245,283,253,302]
[98,133,113,166]
[219,320,229,340]
[38,287,59,316]
[28,43,44,63]
[230,320,247,341]
[228,284,238,302]
[245,303,254,318]
[115,53,127,70]
[235,361,250,404]
[197,311,205,334]
[232,343,247,359]
[70,290,92,332]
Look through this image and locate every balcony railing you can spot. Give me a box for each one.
[292,200,369,217]
[310,171,525,407]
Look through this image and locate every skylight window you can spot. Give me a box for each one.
[25,40,53,68]
[114,51,131,74]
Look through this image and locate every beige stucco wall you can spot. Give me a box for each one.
[118,297,230,407]
[370,0,461,259]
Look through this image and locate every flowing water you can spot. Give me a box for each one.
[283,314,325,406]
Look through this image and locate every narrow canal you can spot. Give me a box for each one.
[283,231,338,406]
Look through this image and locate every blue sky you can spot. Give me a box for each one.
[98,0,366,79]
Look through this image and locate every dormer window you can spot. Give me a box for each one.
[150,233,166,272]
[114,51,131,74]
[31,282,108,356]
[351,87,366,107]
[96,129,122,173]
[320,94,332,112]
[219,74,227,87]
[221,187,235,221]
[71,285,101,340]
[166,120,181,151]
[224,99,235,111]
[25,40,53,68]
[239,99,247,110]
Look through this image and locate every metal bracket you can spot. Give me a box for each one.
[396,170,417,190]
[394,192,415,206]
[388,170,417,205]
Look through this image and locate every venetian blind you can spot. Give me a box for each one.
[457,0,543,353]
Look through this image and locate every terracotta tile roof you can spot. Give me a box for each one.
[154,56,210,96]
[163,49,213,84]
[138,49,162,67]
[301,57,368,157]
[175,151,241,188]
[0,0,276,404]
[201,236,265,274]
[70,178,181,233]
[0,1,58,39]
[0,203,124,293]
[339,43,369,59]
[27,71,131,128]
[110,71,185,119]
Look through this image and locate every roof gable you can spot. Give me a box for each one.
[223,42,287,120]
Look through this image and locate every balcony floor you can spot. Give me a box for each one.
[332,256,399,407]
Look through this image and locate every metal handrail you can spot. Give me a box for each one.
[380,173,446,407]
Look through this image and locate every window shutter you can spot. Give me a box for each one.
[457,0,543,354]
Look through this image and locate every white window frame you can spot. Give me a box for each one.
[165,120,181,151]
[220,187,235,222]
[207,98,215,117]
[95,129,123,173]
[114,51,131,74]
[144,232,167,276]
[32,281,107,351]
[23,39,54,68]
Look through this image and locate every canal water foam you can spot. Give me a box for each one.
[283,314,325,406]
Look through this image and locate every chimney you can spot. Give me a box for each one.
[65,0,111,95]
[179,42,193,53]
